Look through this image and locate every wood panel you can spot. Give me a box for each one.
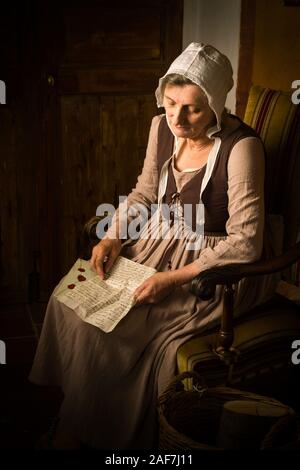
[236,0,256,119]
[0,5,20,300]
[39,0,183,292]
[61,3,162,64]
[252,0,300,91]
[0,3,40,301]
[0,5,18,66]
[236,0,300,117]
[58,94,157,274]
[0,0,183,297]
[0,108,19,294]
[58,68,163,95]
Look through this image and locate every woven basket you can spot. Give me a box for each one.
[158,371,296,450]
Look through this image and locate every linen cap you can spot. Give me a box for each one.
[155,42,234,134]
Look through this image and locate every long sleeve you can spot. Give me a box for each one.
[192,136,265,272]
[105,115,162,240]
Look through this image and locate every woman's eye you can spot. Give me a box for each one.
[192,108,201,113]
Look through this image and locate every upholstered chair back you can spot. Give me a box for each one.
[243,86,300,251]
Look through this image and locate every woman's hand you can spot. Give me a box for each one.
[90,238,122,279]
[133,271,177,306]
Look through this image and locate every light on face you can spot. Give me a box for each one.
[162,84,216,138]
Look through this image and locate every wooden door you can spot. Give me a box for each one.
[38,0,183,297]
[0,4,41,302]
[0,0,183,301]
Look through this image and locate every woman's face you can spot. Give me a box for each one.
[162,84,216,140]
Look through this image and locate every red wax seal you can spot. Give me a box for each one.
[77,275,86,282]
[68,284,76,289]
[78,268,85,272]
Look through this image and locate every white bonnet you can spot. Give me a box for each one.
[155,42,234,135]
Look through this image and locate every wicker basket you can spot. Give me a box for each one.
[158,371,296,450]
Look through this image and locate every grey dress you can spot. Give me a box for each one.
[29,114,275,449]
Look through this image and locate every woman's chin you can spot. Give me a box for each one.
[172,127,193,138]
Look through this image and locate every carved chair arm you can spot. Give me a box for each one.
[189,241,300,367]
[190,241,300,300]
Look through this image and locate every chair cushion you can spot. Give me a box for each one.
[177,295,300,392]
[244,85,300,249]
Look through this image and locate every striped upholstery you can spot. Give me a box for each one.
[177,86,300,393]
[244,85,300,249]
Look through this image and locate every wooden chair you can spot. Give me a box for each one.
[81,85,300,409]
[177,85,300,409]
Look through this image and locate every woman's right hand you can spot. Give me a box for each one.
[90,238,122,279]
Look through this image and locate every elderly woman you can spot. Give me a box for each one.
[29,43,269,449]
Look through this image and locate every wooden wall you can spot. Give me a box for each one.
[0,0,183,301]
[236,0,300,117]
[252,0,300,91]
[0,4,40,302]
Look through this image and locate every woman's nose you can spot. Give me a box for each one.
[172,107,186,125]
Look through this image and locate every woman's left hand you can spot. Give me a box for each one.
[133,271,176,306]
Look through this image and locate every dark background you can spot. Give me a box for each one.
[0,0,299,451]
[0,0,183,448]
[0,0,183,302]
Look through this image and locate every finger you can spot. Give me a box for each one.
[134,294,151,306]
[89,250,99,273]
[133,285,144,298]
[133,293,139,305]
[89,251,96,269]
[103,255,113,273]
[97,254,110,278]
[90,245,109,278]
[134,294,146,306]
[134,279,149,294]
[90,245,103,270]
[94,257,105,279]
[89,256,97,273]
[134,284,151,305]
[133,287,144,305]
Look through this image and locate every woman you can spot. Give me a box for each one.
[29,43,270,449]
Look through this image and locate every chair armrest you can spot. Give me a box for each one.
[189,241,300,368]
[190,241,300,300]
[83,216,103,241]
